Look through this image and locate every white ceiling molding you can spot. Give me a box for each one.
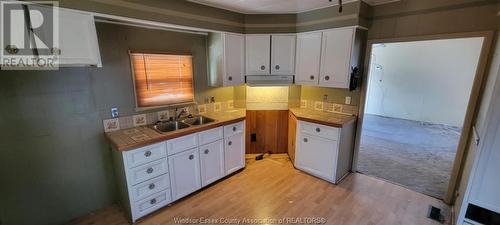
[188,0,400,14]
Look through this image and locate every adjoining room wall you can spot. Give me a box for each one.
[365,38,484,126]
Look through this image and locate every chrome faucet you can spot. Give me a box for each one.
[175,107,189,120]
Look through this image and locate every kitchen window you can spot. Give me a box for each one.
[130,52,194,109]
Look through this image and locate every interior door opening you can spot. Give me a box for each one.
[356,37,485,199]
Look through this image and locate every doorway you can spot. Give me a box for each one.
[355,36,487,200]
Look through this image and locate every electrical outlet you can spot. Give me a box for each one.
[111,107,119,118]
[345,96,352,105]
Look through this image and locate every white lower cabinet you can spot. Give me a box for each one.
[199,140,225,187]
[294,120,355,184]
[224,121,245,175]
[168,148,202,201]
[112,121,246,223]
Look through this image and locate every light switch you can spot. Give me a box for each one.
[345,96,352,105]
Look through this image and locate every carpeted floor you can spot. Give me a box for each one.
[357,114,461,199]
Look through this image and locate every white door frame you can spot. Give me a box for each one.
[351,31,495,204]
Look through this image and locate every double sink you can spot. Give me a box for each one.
[151,116,216,133]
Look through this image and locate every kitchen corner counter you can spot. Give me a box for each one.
[289,108,357,128]
[105,109,246,151]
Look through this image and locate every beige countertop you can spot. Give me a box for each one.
[289,108,357,128]
[105,109,246,151]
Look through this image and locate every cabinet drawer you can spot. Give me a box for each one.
[224,121,245,137]
[167,133,198,155]
[299,121,339,140]
[127,159,168,186]
[198,127,223,146]
[124,142,167,169]
[132,190,171,220]
[129,174,170,202]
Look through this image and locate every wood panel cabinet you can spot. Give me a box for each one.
[287,112,297,163]
[246,35,271,75]
[199,140,225,187]
[168,148,202,201]
[208,32,245,87]
[295,32,322,85]
[246,110,288,154]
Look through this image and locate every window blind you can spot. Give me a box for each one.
[130,53,194,108]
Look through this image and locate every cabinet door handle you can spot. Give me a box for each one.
[150,198,157,205]
[5,45,19,55]
[144,150,152,157]
[189,154,194,160]
[325,76,330,81]
[204,149,209,154]
[228,76,233,81]
[146,168,154,174]
[275,65,280,70]
[316,128,321,132]
[228,141,232,146]
[232,126,237,132]
[303,138,308,143]
[51,47,61,56]
[149,183,155,190]
[260,65,266,70]
[309,75,315,80]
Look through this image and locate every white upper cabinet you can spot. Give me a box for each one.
[319,27,355,88]
[224,33,245,86]
[27,5,102,67]
[295,32,322,85]
[245,34,271,75]
[208,32,244,87]
[271,35,296,75]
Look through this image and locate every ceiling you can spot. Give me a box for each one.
[188,0,399,14]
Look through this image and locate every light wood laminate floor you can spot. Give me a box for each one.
[69,155,449,225]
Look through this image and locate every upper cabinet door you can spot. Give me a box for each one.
[319,28,354,88]
[245,35,271,75]
[28,5,101,67]
[224,33,245,86]
[271,35,296,75]
[295,32,322,85]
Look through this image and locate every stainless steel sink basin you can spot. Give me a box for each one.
[182,116,216,126]
[152,121,190,133]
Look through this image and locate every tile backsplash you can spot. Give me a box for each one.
[103,101,238,132]
[301,99,359,115]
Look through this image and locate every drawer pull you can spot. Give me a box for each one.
[146,168,154,174]
[232,126,236,132]
[316,128,321,132]
[260,65,266,70]
[275,65,280,70]
[228,141,232,146]
[228,76,233,81]
[325,76,330,81]
[204,149,209,154]
[150,198,157,205]
[310,75,314,80]
[189,154,194,160]
[303,138,308,143]
[144,150,152,157]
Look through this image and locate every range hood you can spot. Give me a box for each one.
[245,75,294,86]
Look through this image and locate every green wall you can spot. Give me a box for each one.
[0,22,233,225]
